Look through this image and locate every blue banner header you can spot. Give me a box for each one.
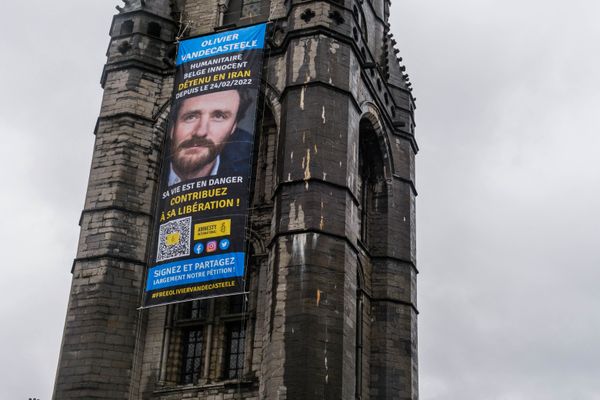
[177,24,267,65]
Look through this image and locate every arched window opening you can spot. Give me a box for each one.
[242,0,262,18]
[358,118,386,246]
[250,97,277,207]
[163,290,252,385]
[120,20,134,35]
[147,22,162,38]
[223,0,271,25]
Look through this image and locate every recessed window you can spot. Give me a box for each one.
[224,0,271,25]
[224,322,246,379]
[147,22,162,38]
[120,20,133,35]
[180,299,210,320]
[180,328,204,384]
[177,300,210,385]
[170,295,249,385]
[242,0,262,18]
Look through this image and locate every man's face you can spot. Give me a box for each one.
[171,90,240,179]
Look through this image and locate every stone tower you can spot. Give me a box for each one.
[53,0,418,399]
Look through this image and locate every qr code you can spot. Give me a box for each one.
[156,217,192,262]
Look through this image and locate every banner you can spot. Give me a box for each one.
[143,23,267,308]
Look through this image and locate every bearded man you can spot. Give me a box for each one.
[168,89,253,185]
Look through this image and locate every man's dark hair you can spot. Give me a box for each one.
[170,88,253,124]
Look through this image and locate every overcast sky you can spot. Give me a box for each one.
[0,1,598,399]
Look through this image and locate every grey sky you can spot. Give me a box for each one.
[390,1,600,399]
[0,2,113,398]
[0,1,598,399]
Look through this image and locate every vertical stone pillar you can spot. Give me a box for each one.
[260,2,365,399]
[260,0,418,399]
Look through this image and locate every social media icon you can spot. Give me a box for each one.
[194,243,204,255]
[206,240,217,253]
[219,239,230,250]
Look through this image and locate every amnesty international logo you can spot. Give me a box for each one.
[156,217,192,262]
[194,218,231,240]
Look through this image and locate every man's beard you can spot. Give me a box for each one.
[171,136,222,179]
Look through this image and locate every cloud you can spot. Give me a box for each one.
[0,1,114,398]
[390,1,600,398]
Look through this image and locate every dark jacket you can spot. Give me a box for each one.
[216,127,253,178]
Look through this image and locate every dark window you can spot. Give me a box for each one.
[358,119,386,245]
[181,328,204,384]
[229,293,246,314]
[361,16,368,43]
[170,295,249,385]
[174,300,210,384]
[147,22,162,38]
[358,137,369,243]
[241,0,262,18]
[223,0,271,25]
[224,322,246,379]
[180,299,210,320]
[120,20,133,35]
[223,294,247,379]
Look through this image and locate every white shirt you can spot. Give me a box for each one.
[168,155,220,186]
